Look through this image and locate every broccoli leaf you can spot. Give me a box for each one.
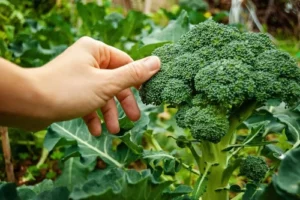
[55,157,90,191]
[0,182,20,200]
[142,10,190,45]
[17,180,69,200]
[69,168,173,200]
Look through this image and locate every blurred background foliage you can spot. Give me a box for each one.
[0,0,299,189]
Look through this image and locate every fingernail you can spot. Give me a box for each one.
[143,56,160,72]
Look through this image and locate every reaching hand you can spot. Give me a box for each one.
[0,37,160,135]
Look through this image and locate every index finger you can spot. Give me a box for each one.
[98,42,134,69]
[96,42,141,122]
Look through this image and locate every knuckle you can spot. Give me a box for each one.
[77,36,96,47]
[78,36,93,42]
[128,62,144,82]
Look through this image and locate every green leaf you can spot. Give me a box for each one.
[259,103,300,146]
[261,144,284,160]
[244,111,285,137]
[120,11,148,39]
[212,11,229,22]
[275,148,300,196]
[45,119,125,168]
[128,88,153,144]
[163,158,181,176]
[142,10,190,45]
[257,181,295,200]
[115,88,151,145]
[34,187,69,200]
[55,157,90,191]
[130,41,170,60]
[117,132,143,154]
[275,113,300,146]
[76,2,106,28]
[17,180,69,200]
[142,150,181,175]
[44,89,151,168]
[191,174,208,199]
[69,168,173,200]
[162,185,193,199]
[0,182,20,200]
[0,39,8,57]
[18,180,53,200]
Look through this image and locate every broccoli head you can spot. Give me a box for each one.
[140,20,300,143]
[240,156,269,182]
[184,106,229,143]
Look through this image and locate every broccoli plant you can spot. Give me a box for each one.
[140,20,300,200]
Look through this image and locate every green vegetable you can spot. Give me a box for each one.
[185,106,229,143]
[139,20,300,200]
[140,20,300,143]
[240,156,269,182]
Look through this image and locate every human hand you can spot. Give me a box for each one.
[28,37,160,135]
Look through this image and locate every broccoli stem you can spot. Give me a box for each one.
[200,142,228,200]
[221,101,258,148]
[188,144,202,171]
[194,101,258,200]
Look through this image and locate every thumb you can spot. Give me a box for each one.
[110,56,161,91]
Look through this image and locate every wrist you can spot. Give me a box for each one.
[22,67,56,123]
[0,59,55,129]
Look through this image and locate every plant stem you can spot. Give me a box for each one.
[36,148,49,169]
[188,144,201,171]
[221,101,258,148]
[193,162,213,199]
[196,101,258,200]
[0,126,15,182]
[181,163,200,176]
[147,133,200,176]
[201,142,229,200]
[150,135,162,151]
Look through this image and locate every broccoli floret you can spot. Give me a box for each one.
[139,72,167,105]
[185,106,229,143]
[279,78,300,105]
[194,46,220,63]
[140,20,300,143]
[255,50,300,78]
[241,32,275,55]
[240,156,269,182]
[191,94,211,107]
[194,59,255,108]
[161,79,192,105]
[252,72,282,102]
[175,105,190,128]
[167,53,202,83]
[152,43,182,63]
[178,20,241,51]
[219,41,256,65]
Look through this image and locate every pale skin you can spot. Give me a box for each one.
[0,36,161,136]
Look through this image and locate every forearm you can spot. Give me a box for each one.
[0,58,51,129]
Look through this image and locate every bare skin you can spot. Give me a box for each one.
[0,36,161,136]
